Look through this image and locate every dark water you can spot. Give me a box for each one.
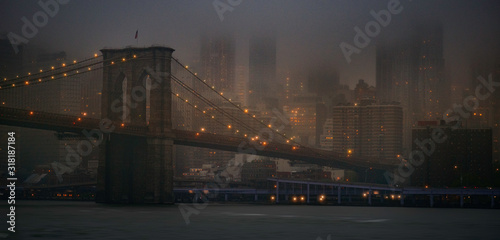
[2,201,499,239]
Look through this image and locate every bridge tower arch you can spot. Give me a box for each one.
[97,46,175,203]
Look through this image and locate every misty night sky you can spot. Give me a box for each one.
[1,0,499,88]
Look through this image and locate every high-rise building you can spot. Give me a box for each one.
[332,84,354,106]
[315,102,327,148]
[307,67,339,98]
[354,79,376,102]
[319,118,334,150]
[0,36,24,171]
[331,101,403,165]
[289,95,317,146]
[4,51,81,115]
[248,35,276,110]
[376,24,446,155]
[494,61,500,168]
[411,122,493,187]
[469,56,500,166]
[282,74,306,114]
[0,50,97,176]
[234,65,248,106]
[416,25,446,120]
[0,37,23,78]
[200,33,235,102]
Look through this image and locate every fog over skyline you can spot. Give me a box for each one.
[1,0,499,89]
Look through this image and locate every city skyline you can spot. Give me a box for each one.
[0,2,499,239]
[0,0,499,89]
[1,1,499,187]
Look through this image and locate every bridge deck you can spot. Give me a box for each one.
[0,106,397,170]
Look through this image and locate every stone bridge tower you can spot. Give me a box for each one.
[97,46,175,203]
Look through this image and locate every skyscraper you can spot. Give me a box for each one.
[411,123,492,187]
[416,25,446,120]
[376,24,445,154]
[0,36,23,79]
[307,66,339,98]
[0,50,97,174]
[319,118,334,150]
[331,101,403,165]
[0,36,24,171]
[248,35,276,110]
[200,33,235,102]
[234,65,248,106]
[289,94,317,146]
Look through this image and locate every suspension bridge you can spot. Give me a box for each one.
[0,46,398,203]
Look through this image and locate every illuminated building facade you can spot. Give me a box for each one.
[319,118,334,150]
[234,65,248,106]
[289,95,317,146]
[331,100,403,164]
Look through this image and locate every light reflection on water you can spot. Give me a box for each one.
[4,201,499,240]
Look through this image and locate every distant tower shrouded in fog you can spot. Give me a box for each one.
[200,33,235,98]
[307,66,339,98]
[416,24,446,120]
[0,36,23,78]
[376,23,445,154]
[248,34,276,109]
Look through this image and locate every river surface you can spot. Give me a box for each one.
[1,201,499,239]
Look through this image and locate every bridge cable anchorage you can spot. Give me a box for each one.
[172,58,350,164]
